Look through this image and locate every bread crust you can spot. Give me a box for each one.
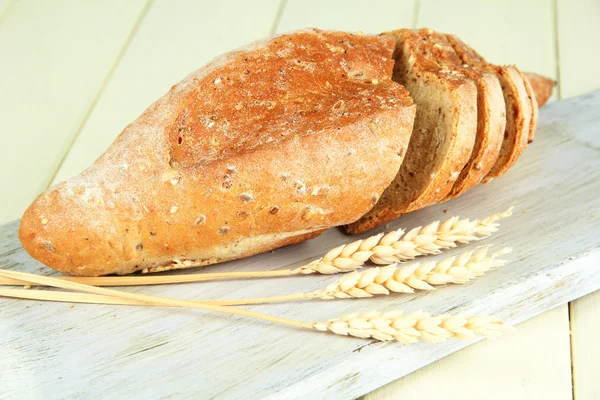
[19,29,415,276]
[346,29,477,234]
[524,72,556,107]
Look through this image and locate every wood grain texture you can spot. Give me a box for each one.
[1,91,599,399]
[51,0,281,185]
[0,0,148,224]
[364,306,573,400]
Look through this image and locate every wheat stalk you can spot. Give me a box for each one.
[314,246,512,299]
[0,269,509,344]
[313,310,509,343]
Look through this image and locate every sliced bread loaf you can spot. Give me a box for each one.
[446,34,533,182]
[346,29,477,234]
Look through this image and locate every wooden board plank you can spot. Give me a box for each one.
[277,0,416,34]
[363,306,573,400]
[0,0,148,224]
[1,91,599,399]
[570,292,600,399]
[51,0,281,185]
[557,0,600,99]
[364,2,568,399]
[557,1,600,398]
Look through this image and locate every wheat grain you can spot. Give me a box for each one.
[314,246,511,299]
[294,208,513,274]
[0,269,508,344]
[312,310,509,343]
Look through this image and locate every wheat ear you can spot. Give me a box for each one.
[314,246,512,299]
[293,207,513,274]
[313,310,509,343]
[0,270,508,344]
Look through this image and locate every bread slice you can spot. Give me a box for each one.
[446,34,533,182]
[518,69,539,143]
[346,29,477,234]
[446,69,505,198]
[525,72,556,107]
[19,29,416,276]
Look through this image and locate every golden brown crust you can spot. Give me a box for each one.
[524,72,555,107]
[19,29,415,276]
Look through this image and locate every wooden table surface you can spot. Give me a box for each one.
[0,0,598,398]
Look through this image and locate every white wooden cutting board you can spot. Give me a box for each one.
[1,91,599,400]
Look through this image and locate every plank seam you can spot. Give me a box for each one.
[553,0,563,99]
[44,0,155,189]
[568,302,576,399]
[269,0,288,35]
[411,0,421,28]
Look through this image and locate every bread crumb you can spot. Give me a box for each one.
[371,79,379,85]
[522,209,527,214]
[41,218,48,225]
[23,285,32,289]
[214,77,222,84]
[444,209,449,214]
[170,206,179,214]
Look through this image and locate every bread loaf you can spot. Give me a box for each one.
[346,29,477,234]
[19,29,415,276]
